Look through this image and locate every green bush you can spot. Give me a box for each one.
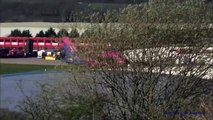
[9,29,32,37]
[0,108,27,120]
[69,29,79,38]
[45,27,57,37]
[36,30,45,37]
[57,29,69,37]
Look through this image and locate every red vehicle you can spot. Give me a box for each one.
[62,37,128,66]
[0,48,9,57]
[0,37,129,66]
[0,37,64,50]
[0,37,64,58]
[86,51,129,67]
[5,48,25,57]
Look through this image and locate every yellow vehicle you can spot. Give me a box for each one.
[44,49,61,60]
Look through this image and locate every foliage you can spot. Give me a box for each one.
[80,26,103,38]
[20,1,213,120]
[81,29,94,38]
[9,29,32,37]
[81,1,213,119]
[45,27,57,37]
[19,80,106,120]
[69,29,79,38]
[22,30,32,37]
[0,108,27,120]
[57,29,69,37]
[36,30,45,37]
[9,29,22,37]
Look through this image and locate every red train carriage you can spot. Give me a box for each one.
[0,37,64,50]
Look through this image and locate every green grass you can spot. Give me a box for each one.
[0,63,56,75]
[0,63,89,75]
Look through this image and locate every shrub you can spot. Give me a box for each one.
[69,29,79,38]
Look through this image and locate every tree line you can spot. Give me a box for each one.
[8,28,80,38]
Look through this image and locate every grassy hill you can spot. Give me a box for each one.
[0,0,148,22]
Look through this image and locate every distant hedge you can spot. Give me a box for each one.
[10,28,80,38]
[9,29,32,37]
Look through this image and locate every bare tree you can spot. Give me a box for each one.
[74,1,213,119]
[20,0,213,120]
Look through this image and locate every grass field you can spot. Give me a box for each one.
[0,63,56,75]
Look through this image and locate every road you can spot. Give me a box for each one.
[0,71,71,111]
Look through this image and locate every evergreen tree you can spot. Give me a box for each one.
[22,30,32,37]
[57,29,69,37]
[9,29,22,37]
[36,30,45,37]
[45,27,57,37]
[69,29,79,38]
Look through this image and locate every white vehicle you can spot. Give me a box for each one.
[37,50,45,58]
[124,47,178,63]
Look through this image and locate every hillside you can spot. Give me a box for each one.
[0,0,148,22]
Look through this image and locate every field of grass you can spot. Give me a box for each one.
[0,63,56,75]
